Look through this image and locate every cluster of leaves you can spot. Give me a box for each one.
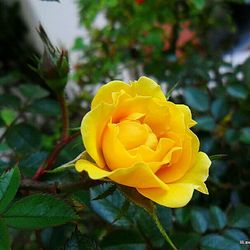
[0,0,249,249]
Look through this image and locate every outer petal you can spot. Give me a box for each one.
[176,104,197,128]
[81,103,114,168]
[137,152,211,208]
[137,183,195,208]
[131,76,166,101]
[75,159,169,190]
[91,81,130,109]
[177,152,211,194]
[91,76,166,109]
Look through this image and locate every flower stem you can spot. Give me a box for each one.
[57,93,69,140]
[150,208,177,250]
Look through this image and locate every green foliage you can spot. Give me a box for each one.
[200,234,242,250]
[0,219,11,250]
[0,167,21,213]
[3,194,78,229]
[6,123,42,155]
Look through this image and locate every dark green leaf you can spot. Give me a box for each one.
[0,219,10,250]
[19,151,48,177]
[0,167,21,213]
[0,94,21,109]
[92,184,116,200]
[175,208,191,225]
[26,98,60,116]
[211,98,229,121]
[136,209,164,248]
[119,185,154,214]
[19,84,49,100]
[228,204,250,229]
[65,231,100,250]
[4,194,78,229]
[41,224,75,250]
[6,123,42,155]
[227,84,248,100]
[190,209,208,233]
[90,184,133,227]
[157,205,173,230]
[0,73,20,86]
[183,87,209,112]
[223,229,248,243]
[201,234,241,250]
[195,116,216,132]
[209,206,227,230]
[239,127,250,144]
[172,233,200,250]
[112,200,130,224]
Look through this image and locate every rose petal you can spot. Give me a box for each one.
[137,183,195,208]
[177,151,211,194]
[130,76,166,101]
[81,102,114,168]
[177,104,197,128]
[75,159,169,190]
[91,81,130,109]
[102,123,141,170]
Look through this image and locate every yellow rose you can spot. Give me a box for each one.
[76,76,211,208]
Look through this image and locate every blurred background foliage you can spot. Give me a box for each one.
[0,0,249,249]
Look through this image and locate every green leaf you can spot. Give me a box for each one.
[195,116,216,132]
[0,219,11,250]
[19,84,49,100]
[0,108,17,126]
[0,94,21,109]
[41,224,75,250]
[90,184,133,227]
[72,37,85,50]
[227,84,248,100]
[0,73,19,86]
[118,186,154,214]
[0,167,21,213]
[26,98,60,116]
[172,233,200,250]
[3,194,78,229]
[190,209,208,233]
[64,231,100,250]
[211,98,229,121]
[6,123,42,155]
[201,234,241,250]
[19,151,48,177]
[228,204,250,229]
[183,87,209,112]
[191,0,205,10]
[92,184,117,200]
[209,206,227,230]
[112,200,130,224]
[223,229,248,243]
[239,127,250,144]
[175,208,191,225]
